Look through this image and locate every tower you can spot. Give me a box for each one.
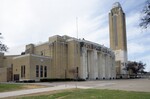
[109,2,128,76]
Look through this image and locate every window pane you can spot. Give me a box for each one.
[21,66,23,78]
[36,65,39,77]
[44,66,47,77]
[40,66,43,77]
[24,65,25,78]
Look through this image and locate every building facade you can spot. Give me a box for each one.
[109,2,128,77]
[0,35,116,82]
[0,2,130,82]
[24,35,116,80]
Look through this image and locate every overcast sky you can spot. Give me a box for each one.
[0,0,150,71]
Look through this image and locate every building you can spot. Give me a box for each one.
[0,35,116,82]
[109,2,128,78]
[0,2,129,82]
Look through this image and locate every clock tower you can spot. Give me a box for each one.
[109,2,128,76]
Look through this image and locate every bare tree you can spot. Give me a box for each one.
[139,0,150,29]
[0,33,8,52]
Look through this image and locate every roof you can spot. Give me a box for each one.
[112,2,121,9]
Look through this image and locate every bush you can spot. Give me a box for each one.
[40,78,85,82]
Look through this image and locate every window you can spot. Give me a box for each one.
[41,51,43,56]
[24,66,25,77]
[36,65,39,77]
[21,65,25,78]
[76,44,78,54]
[113,15,118,47]
[21,66,23,78]
[44,66,47,77]
[40,66,43,77]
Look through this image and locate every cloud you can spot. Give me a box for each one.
[129,55,150,71]
[6,44,25,55]
[128,43,149,55]
[1,0,149,71]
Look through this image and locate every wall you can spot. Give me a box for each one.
[13,54,30,81]
[67,39,80,79]
[13,54,51,81]
[0,53,4,68]
[30,54,51,81]
[80,41,116,80]
[50,40,68,79]
[0,68,7,82]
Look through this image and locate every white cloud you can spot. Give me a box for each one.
[6,44,25,55]
[128,43,149,55]
[1,0,149,71]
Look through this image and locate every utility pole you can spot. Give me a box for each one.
[76,17,78,39]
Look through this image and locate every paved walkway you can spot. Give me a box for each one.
[0,85,91,98]
[1,79,150,98]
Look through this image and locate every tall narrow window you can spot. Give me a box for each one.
[40,66,43,77]
[76,44,78,54]
[113,15,118,47]
[44,66,47,77]
[21,66,23,78]
[36,65,39,77]
[21,65,25,78]
[24,65,25,77]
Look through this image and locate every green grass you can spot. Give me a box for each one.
[0,84,23,92]
[18,89,150,99]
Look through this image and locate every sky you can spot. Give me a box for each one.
[0,0,150,71]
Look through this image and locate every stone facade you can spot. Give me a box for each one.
[24,35,116,80]
[0,35,116,81]
[13,54,51,81]
[79,40,116,80]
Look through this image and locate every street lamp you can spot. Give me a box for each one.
[0,33,2,39]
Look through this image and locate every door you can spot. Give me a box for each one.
[14,74,19,81]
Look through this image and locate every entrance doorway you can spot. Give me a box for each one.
[14,74,19,81]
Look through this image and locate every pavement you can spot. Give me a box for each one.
[0,85,91,99]
[33,78,150,92]
[0,78,150,98]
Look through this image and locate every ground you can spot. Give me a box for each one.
[33,78,150,92]
[17,89,150,99]
[0,78,150,98]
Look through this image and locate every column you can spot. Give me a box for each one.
[80,47,88,79]
[93,50,98,79]
[102,53,105,79]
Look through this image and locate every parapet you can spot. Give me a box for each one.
[49,35,65,43]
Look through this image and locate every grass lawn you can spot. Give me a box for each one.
[0,83,44,92]
[0,83,23,92]
[18,89,150,99]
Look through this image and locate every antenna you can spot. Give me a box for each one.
[76,17,78,39]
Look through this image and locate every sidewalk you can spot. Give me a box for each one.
[0,85,91,98]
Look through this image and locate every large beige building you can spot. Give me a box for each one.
[0,35,116,82]
[0,2,129,82]
[109,2,128,77]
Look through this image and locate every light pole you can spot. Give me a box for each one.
[0,33,2,37]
